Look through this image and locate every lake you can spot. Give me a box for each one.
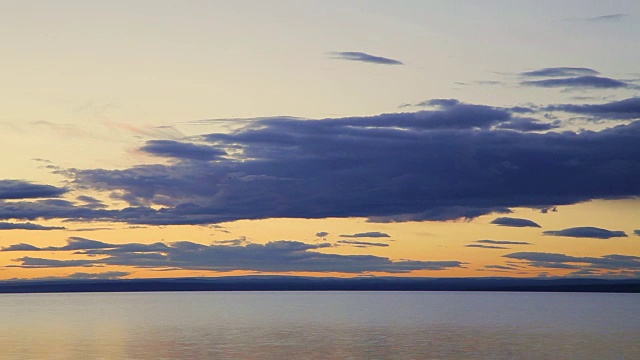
[0,291,638,359]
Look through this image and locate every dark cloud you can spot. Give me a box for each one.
[49,108,640,225]
[1,243,41,251]
[140,140,227,161]
[521,76,629,89]
[6,239,464,273]
[337,240,390,248]
[476,240,531,245]
[329,51,403,65]
[0,222,65,230]
[0,180,66,199]
[465,244,508,249]
[76,195,106,209]
[315,232,329,238]
[545,97,640,120]
[1,237,114,251]
[66,271,130,280]
[495,118,560,132]
[543,227,628,239]
[504,252,640,272]
[520,67,599,77]
[1,99,639,226]
[484,264,520,270]
[411,99,461,108]
[10,257,97,268]
[340,232,390,238]
[490,217,541,228]
[634,230,640,236]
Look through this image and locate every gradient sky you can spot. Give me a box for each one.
[2,0,639,280]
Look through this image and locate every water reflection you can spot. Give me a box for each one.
[0,292,638,359]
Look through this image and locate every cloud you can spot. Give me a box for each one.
[545,97,640,120]
[6,239,464,273]
[543,227,628,239]
[495,118,560,132]
[476,239,531,245]
[465,244,508,249]
[340,232,390,238]
[635,230,640,236]
[1,237,115,251]
[329,51,404,65]
[484,264,521,270]
[66,271,130,280]
[140,140,227,161]
[1,98,639,226]
[585,14,629,22]
[521,76,629,89]
[1,243,41,251]
[337,240,389,248]
[10,257,97,268]
[520,67,600,77]
[504,252,640,272]
[490,217,541,228]
[0,222,65,230]
[44,108,640,225]
[315,232,329,238]
[0,180,66,199]
[410,99,461,108]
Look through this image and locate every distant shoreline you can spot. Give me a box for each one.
[1,276,638,294]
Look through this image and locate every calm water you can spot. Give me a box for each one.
[0,291,638,359]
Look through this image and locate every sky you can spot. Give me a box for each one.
[1,0,639,280]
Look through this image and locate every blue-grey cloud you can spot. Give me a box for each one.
[66,271,130,280]
[635,230,640,236]
[586,14,628,22]
[545,97,640,120]
[504,252,640,272]
[140,140,227,161]
[465,244,508,249]
[490,217,541,228]
[38,109,640,225]
[329,51,403,65]
[6,239,463,273]
[0,180,66,199]
[1,243,41,251]
[411,99,461,107]
[315,231,329,238]
[476,239,531,245]
[520,67,600,77]
[495,118,560,132]
[337,240,390,248]
[543,227,628,239]
[521,76,629,89]
[340,232,390,238]
[0,222,65,230]
[484,264,520,270]
[1,237,114,251]
[76,195,106,209]
[1,99,639,226]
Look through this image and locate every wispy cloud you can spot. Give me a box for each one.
[3,238,464,274]
[337,240,390,248]
[490,217,541,228]
[340,232,390,238]
[520,67,600,77]
[521,76,630,89]
[543,227,628,239]
[0,222,65,231]
[329,51,404,65]
[0,180,66,199]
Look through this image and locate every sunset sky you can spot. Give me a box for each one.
[1,0,639,280]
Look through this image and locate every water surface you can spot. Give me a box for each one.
[0,291,638,359]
